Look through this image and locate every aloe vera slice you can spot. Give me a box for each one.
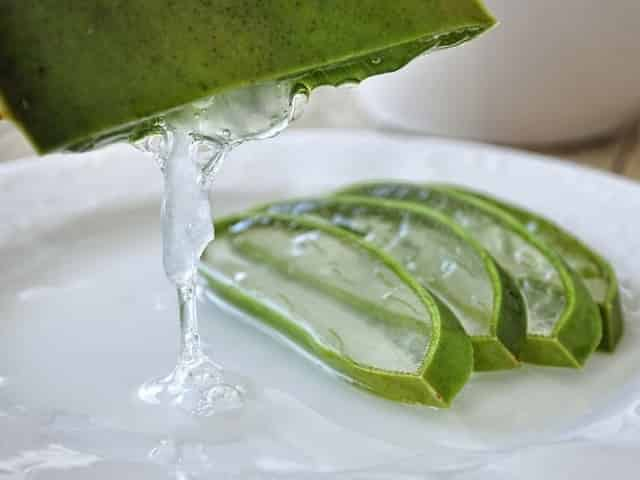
[200,213,473,407]
[264,196,526,371]
[444,185,623,352]
[339,182,602,368]
[0,1,495,153]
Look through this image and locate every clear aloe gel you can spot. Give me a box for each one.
[444,185,623,352]
[201,214,473,407]
[339,182,602,368]
[135,82,305,415]
[214,221,433,374]
[265,196,526,370]
[270,199,494,334]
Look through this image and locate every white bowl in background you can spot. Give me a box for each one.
[358,0,640,146]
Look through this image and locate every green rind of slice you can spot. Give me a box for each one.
[337,182,602,368]
[200,213,473,407]
[443,185,623,352]
[262,195,526,371]
[521,265,603,366]
[0,0,495,153]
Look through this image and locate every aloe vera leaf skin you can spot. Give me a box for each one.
[0,1,495,152]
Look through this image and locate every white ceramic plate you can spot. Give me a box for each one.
[1,130,639,479]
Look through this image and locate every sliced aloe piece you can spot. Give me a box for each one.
[339,182,602,368]
[0,1,495,153]
[200,213,473,407]
[444,185,623,352]
[264,196,526,371]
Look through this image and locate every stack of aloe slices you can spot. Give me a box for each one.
[200,182,623,407]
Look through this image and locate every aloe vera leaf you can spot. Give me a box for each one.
[264,196,526,371]
[0,1,495,153]
[200,213,473,406]
[338,182,602,368]
[443,185,623,352]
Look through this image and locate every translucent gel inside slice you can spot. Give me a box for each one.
[526,221,608,303]
[272,202,493,336]
[203,222,432,374]
[358,186,566,336]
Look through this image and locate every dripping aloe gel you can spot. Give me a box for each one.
[136,82,304,415]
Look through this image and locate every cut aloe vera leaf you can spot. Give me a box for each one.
[338,182,602,368]
[444,185,623,352]
[0,1,495,153]
[265,196,526,371]
[200,213,473,407]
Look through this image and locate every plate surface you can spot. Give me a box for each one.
[1,130,639,479]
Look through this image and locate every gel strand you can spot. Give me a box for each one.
[136,81,306,416]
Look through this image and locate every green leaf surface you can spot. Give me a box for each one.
[0,0,495,153]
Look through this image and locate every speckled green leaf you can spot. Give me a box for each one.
[0,0,495,153]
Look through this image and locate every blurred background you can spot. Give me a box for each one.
[2,0,640,179]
